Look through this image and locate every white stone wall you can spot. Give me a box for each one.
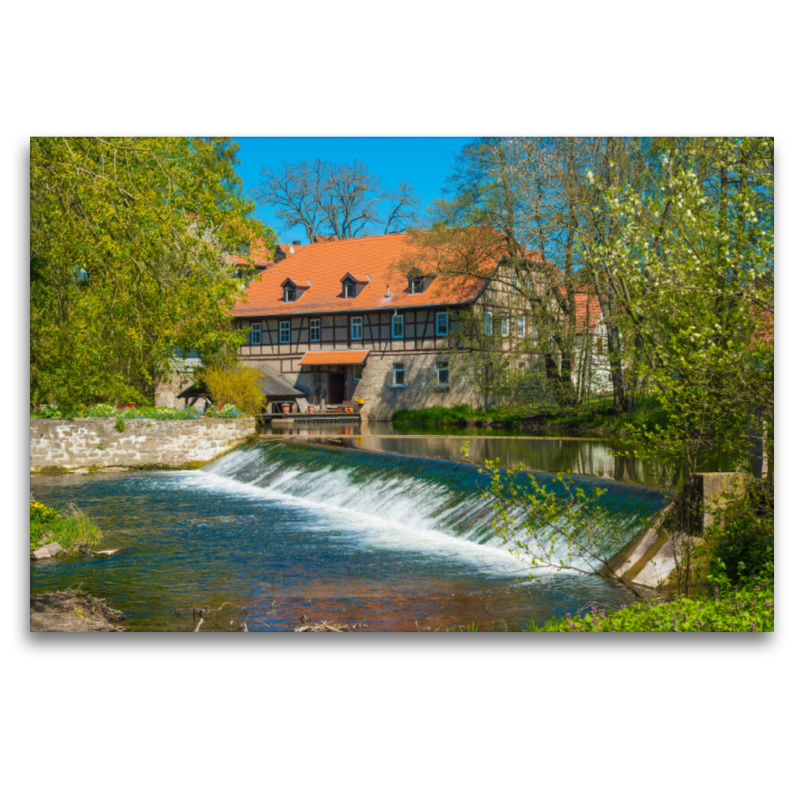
[30,418,255,471]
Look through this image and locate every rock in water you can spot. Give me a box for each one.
[31,542,64,560]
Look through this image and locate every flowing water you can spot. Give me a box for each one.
[30,440,670,632]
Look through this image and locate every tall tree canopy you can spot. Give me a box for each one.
[585,136,774,472]
[256,158,419,241]
[30,137,275,411]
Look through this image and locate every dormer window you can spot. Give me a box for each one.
[340,272,368,299]
[282,277,307,302]
[409,277,423,294]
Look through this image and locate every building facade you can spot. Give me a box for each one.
[228,230,613,418]
[231,232,499,419]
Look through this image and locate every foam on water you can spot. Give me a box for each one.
[160,441,671,576]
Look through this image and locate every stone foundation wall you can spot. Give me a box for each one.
[354,351,477,420]
[30,417,255,470]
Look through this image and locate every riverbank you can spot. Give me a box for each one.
[30,589,126,632]
[391,398,667,436]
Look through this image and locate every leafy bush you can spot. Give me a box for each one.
[531,570,773,632]
[202,365,264,417]
[29,405,64,419]
[30,498,61,526]
[686,478,774,588]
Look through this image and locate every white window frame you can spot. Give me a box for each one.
[284,286,295,302]
[501,315,509,337]
[517,316,525,337]
[393,362,405,387]
[279,320,290,344]
[343,281,355,298]
[436,311,449,336]
[351,316,363,340]
[437,359,449,386]
[410,277,423,294]
[392,313,404,339]
[353,364,363,381]
[310,318,321,342]
[250,322,261,346]
[484,311,493,336]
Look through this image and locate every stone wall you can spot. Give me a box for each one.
[30,417,255,471]
[354,350,477,420]
[154,371,196,409]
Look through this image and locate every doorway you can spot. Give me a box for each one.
[329,372,345,404]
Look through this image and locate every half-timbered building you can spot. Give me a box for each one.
[230,231,501,419]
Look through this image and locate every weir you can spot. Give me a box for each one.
[205,441,671,575]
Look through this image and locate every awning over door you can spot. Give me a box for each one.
[298,349,370,366]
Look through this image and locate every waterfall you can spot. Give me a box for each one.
[202,441,669,574]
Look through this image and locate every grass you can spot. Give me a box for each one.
[30,499,103,554]
[391,395,667,434]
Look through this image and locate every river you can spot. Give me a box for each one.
[30,423,693,632]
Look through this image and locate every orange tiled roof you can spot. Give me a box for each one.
[754,307,774,344]
[573,292,603,329]
[298,349,370,366]
[228,241,304,269]
[231,231,496,318]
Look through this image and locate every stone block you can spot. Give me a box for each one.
[686,472,749,533]
[31,542,64,559]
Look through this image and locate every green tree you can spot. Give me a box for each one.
[585,137,774,478]
[30,137,276,412]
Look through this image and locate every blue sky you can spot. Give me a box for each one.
[233,137,473,244]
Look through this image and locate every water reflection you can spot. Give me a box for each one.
[264,420,737,488]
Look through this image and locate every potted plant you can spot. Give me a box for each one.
[281,403,291,413]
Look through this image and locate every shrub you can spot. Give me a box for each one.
[30,498,61,526]
[202,365,264,417]
[530,569,774,632]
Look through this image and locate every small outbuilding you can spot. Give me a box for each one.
[176,365,307,414]
[255,364,308,413]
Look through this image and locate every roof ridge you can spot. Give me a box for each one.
[305,231,410,246]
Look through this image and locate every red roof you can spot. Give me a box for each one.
[231,230,496,318]
[228,241,305,269]
[573,292,603,329]
[298,349,370,366]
